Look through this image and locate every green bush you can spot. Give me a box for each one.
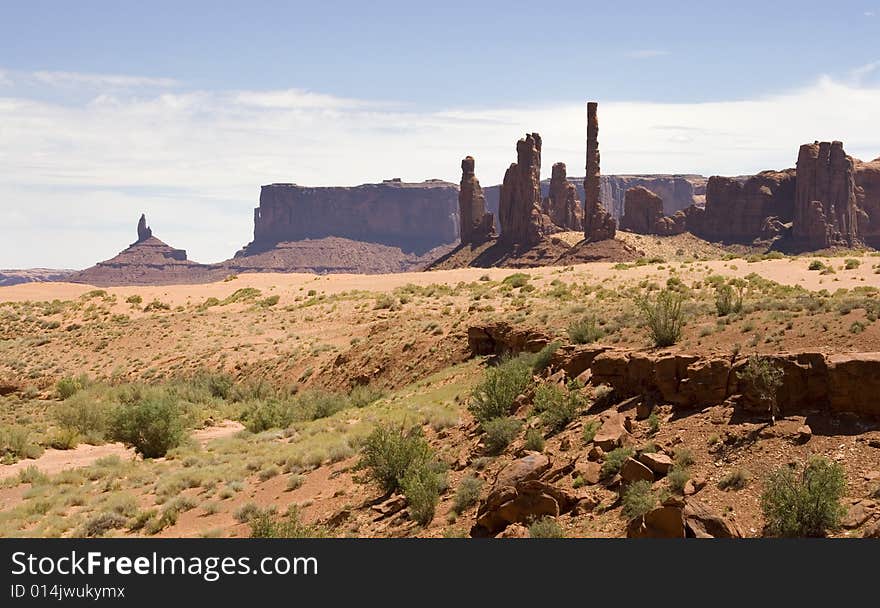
[56,374,90,399]
[760,457,846,537]
[739,355,784,422]
[668,465,690,493]
[0,425,43,462]
[401,462,446,526]
[567,316,603,344]
[240,399,297,432]
[482,417,522,454]
[718,469,749,491]
[54,391,111,440]
[808,260,825,271]
[524,428,545,452]
[453,476,483,514]
[533,382,583,433]
[601,447,634,479]
[647,412,661,435]
[355,425,433,494]
[502,273,530,288]
[622,480,658,520]
[222,288,262,305]
[468,355,533,423]
[528,516,564,538]
[348,384,386,408]
[78,512,128,538]
[715,283,743,316]
[582,419,600,444]
[249,505,328,538]
[637,289,685,347]
[108,391,186,458]
[530,341,561,373]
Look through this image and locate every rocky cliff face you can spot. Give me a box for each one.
[242,179,459,256]
[0,269,75,287]
[458,156,495,244]
[856,157,880,247]
[620,186,686,236]
[792,141,860,249]
[498,133,556,244]
[583,102,616,242]
[544,162,583,230]
[687,170,797,243]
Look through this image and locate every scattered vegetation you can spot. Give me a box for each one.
[637,289,684,347]
[760,457,846,537]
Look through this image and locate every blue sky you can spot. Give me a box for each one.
[1,1,880,268]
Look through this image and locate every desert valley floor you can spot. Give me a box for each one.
[1,234,880,538]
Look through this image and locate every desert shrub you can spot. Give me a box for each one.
[528,516,564,538]
[348,384,385,408]
[718,469,750,491]
[78,512,128,538]
[582,419,600,444]
[453,476,483,514]
[482,417,522,454]
[844,258,860,270]
[760,457,846,537]
[531,341,561,373]
[524,428,545,452]
[125,294,143,305]
[0,425,43,462]
[56,374,90,399]
[234,502,261,523]
[808,260,825,271]
[668,465,690,493]
[229,379,277,403]
[108,391,186,458]
[355,425,433,494]
[286,474,305,491]
[637,289,684,347]
[468,355,533,423]
[259,295,280,308]
[240,400,297,432]
[533,381,583,433]
[567,315,603,344]
[673,447,695,468]
[401,462,446,526]
[54,391,111,440]
[622,480,658,520]
[647,412,661,435]
[715,283,743,316]
[249,505,328,538]
[502,273,530,288]
[191,370,234,399]
[298,390,350,421]
[601,447,634,479]
[47,427,80,450]
[222,288,261,305]
[739,355,784,422]
[18,465,48,485]
[143,299,170,312]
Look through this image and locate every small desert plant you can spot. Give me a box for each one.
[54,392,111,440]
[533,381,584,433]
[0,426,43,462]
[355,425,433,494]
[668,465,690,493]
[401,462,446,526]
[808,260,825,271]
[567,316,603,344]
[528,516,564,538]
[760,457,846,537]
[530,341,561,373]
[718,469,750,491]
[715,283,744,316]
[647,412,661,435]
[468,355,533,423]
[453,476,483,514]
[502,273,530,288]
[622,480,658,520]
[249,505,328,538]
[601,447,634,479]
[348,384,385,408]
[739,354,784,423]
[582,419,600,444]
[56,374,90,399]
[482,417,522,454]
[524,428,545,452]
[108,392,186,458]
[637,289,685,347]
[78,512,128,538]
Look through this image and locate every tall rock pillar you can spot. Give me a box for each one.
[458,156,495,244]
[583,102,616,241]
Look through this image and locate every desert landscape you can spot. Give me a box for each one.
[4,73,880,540]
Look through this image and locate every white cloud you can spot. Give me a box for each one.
[30,70,179,89]
[625,50,669,59]
[851,60,880,83]
[1,68,880,268]
[866,11,876,17]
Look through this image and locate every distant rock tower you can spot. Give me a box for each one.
[458,156,496,244]
[583,102,616,241]
[136,213,153,242]
[498,133,556,244]
[544,162,583,230]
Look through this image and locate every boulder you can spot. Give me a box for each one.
[627,505,686,538]
[472,479,576,537]
[620,457,654,484]
[639,452,674,475]
[493,453,551,489]
[683,501,743,538]
[593,412,630,451]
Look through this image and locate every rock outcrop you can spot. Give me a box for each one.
[855,157,880,247]
[686,170,796,243]
[583,102,616,241]
[69,216,213,286]
[620,186,686,235]
[792,141,860,249]
[544,162,583,230]
[241,179,460,256]
[458,156,495,244]
[498,133,556,245]
[0,269,76,287]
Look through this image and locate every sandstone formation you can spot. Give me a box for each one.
[855,157,880,247]
[241,179,460,256]
[627,497,743,538]
[792,141,860,249]
[686,170,796,243]
[543,162,583,230]
[620,186,686,235]
[583,102,616,241]
[468,322,880,418]
[69,216,214,286]
[0,269,75,287]
[498,133,556,245]
[458,156,495,244]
